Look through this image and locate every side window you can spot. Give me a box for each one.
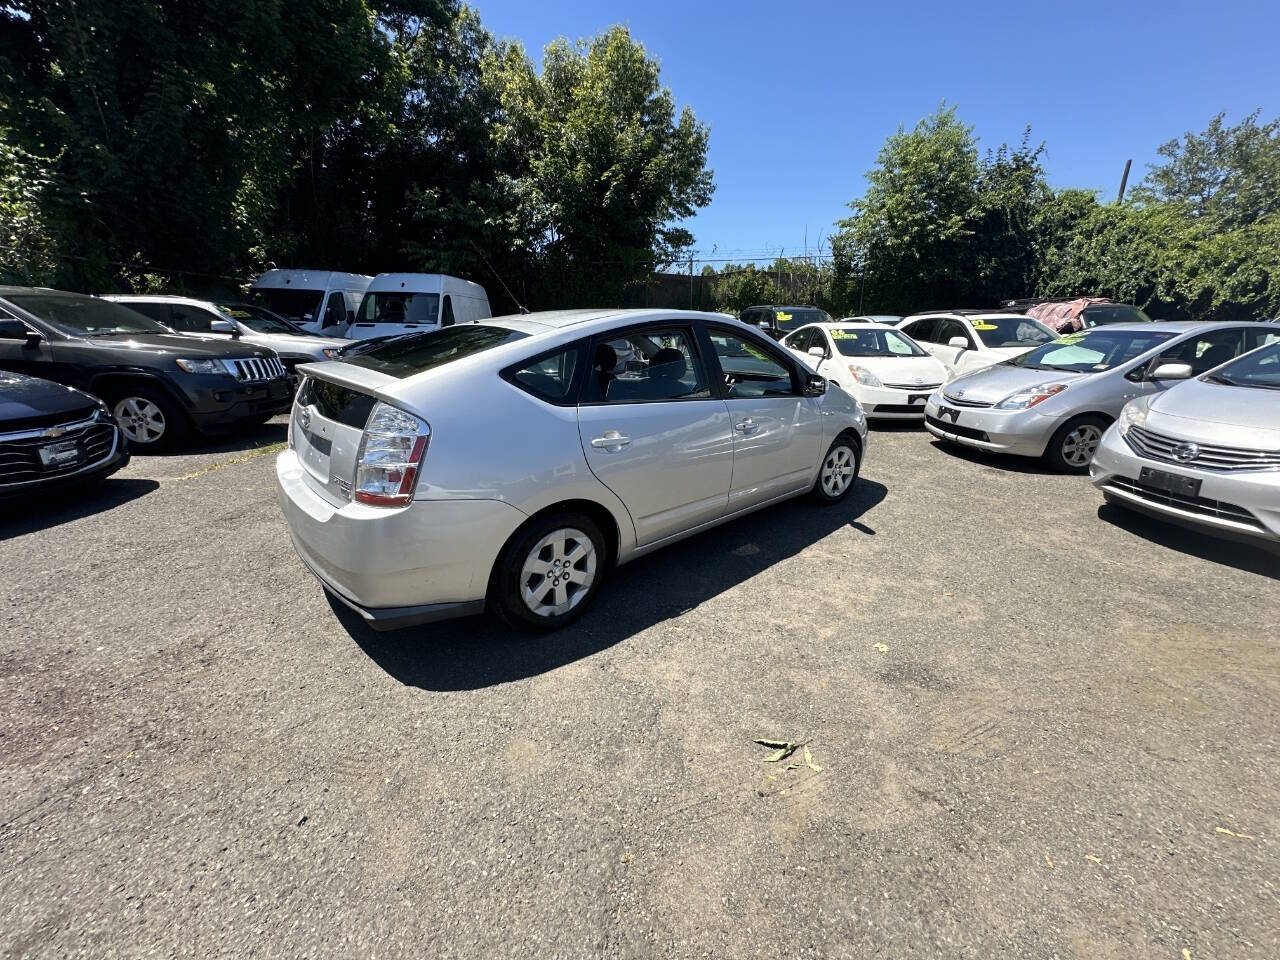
[707,328,797,399]
[585,327,709,403]
[323,293,347,329]
[905,318,938,343]
[1246,328,1280,349]
[506,346,581,405]
[125,302,174,327]
[168,305,211,333]
[441,295,455,327]
[783,328,811,352]
[937,319,972,348]
[1159,329,1244,374]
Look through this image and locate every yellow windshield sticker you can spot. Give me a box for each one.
[775,312,792,323]
[830,329,859,340]
[1055,333,1085,345]
[224,309,249,318]
[971,321,998,331]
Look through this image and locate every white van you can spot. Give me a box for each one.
[346,273,491,340]
[249,270,373,336]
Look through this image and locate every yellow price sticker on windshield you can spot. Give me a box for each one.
[971,321,998,331]
[830,329,859,340]
[1055,333,1085,345]
[775,312,792,323]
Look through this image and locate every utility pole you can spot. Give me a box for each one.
[1117,159,1132,203]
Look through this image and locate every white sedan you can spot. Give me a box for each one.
[781,322,947,419]
[895,311,1056,381]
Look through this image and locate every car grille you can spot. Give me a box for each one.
[0,419,118,487]
[1104,477,1264,531]
[225,356,286,382]
[883,381,942,391]
[1125,425,1280,472]
[940,392,994,408]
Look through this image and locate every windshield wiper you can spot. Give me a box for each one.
[1202,373,1237,386]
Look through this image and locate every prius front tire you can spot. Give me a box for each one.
[812,435,861,503]
[489,512,607,631]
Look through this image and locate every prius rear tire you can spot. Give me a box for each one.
[489,512,607,632]
[812,435,861,503]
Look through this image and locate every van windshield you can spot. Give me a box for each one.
[358,292,440,325]
[252,289,324,324]
[343,324,528,378]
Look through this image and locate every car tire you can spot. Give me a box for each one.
[489,512,607,631]
[811,434,861,504]
[108,384,189,452]
[1044,415,1109,473]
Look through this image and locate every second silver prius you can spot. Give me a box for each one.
[276,309,868,631]
[923,322,1275,471]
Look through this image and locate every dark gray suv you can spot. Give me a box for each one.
[0,287,292,450]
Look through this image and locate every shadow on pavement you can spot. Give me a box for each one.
[0,477,159,538]
[139,420,288,458]
[336,479,889,691]
[1097,503,1279,579]
[927,438,1062,475]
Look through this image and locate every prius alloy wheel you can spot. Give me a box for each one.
[1046,415,1109,473]
[813,436,860,503]
[491,512,607,631]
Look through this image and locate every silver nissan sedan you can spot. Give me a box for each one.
[277,309,868,631]
[923,322,1274,472]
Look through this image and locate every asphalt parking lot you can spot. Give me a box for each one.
[2,416,1277,959]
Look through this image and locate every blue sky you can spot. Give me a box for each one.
[476,0,1279,265]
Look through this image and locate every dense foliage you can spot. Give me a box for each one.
[1,4,1274,322]
[0,1,712,310]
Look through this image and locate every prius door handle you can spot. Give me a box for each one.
[734,418,758,434]
[591,431,631,451]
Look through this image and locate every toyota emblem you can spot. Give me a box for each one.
[298,406,311,431]
[954,389,965,398]
[1172,441,1199,462]
[913,377,924,385]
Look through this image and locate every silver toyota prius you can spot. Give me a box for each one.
[277,309,868,631]
[1091,337,1280,543]
[923,322,1274,471]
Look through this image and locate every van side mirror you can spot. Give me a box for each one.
[1150,362,1193,381]
[0,318,40,347]
[948,336,969,349]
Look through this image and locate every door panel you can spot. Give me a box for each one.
[704,326,824,511]
[578,401,734,544]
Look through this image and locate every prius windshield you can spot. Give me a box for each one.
[1010,329,1176,372]
[1205,340,1280,390]
[830,327,926,357]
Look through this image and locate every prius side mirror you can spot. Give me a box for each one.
[948,336,969,349]
[210,318,239,337]
[807,345,826,359]
[1150,362,1193,381]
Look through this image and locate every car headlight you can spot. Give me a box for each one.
[994,382,1067,410]
[322,347,343,359]
[847,364,883,388]
[1118,397,1150,435]
[175,358,227,375]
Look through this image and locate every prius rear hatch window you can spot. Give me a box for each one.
[342,324,529,378]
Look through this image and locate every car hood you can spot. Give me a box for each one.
[1146,377,1280,448]
[240,332,346,352]
[849,354,947,384]
[79,332,276,358]
[0,371,99,425]
[942,363,1087,404]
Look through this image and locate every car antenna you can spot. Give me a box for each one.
[467,240,529,314]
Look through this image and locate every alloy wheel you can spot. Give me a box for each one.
[821,445,856,497]
[114,397,167,445]
[1060,424,1103,467]
[519,528,598,618]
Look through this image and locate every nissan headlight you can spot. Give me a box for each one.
[1118,397,1150,435]
[175,358,227,375]
[994,382,1067,410]
[847,364,883,388]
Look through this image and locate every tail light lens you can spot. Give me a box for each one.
[353,401,431,507]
